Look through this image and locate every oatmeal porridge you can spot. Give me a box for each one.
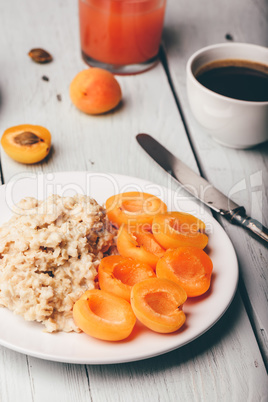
[0,194,115,332]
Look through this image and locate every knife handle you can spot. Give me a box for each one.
[224,207,268,244]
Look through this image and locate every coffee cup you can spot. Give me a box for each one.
[186,43,268,149]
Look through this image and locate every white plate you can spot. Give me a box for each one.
[0,171,238,364]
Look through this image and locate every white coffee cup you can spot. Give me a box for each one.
[186,43,268,149]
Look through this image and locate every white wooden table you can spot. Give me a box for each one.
[0,0,267,400]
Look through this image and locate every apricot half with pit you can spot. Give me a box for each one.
[69,68,122,115]
[130,278,187,333]
[73,289,136,341]
[1,124,51,164]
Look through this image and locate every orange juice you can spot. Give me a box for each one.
[79,0,167,73]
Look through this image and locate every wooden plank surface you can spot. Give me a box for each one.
[0,1,267,401]
[1,294,267,402]
[163,0,268,369]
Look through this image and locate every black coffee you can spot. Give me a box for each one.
[196,59,268,102]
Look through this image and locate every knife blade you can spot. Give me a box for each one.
[136,133,268,244]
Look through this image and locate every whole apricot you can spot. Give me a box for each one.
[1,124,51,164]
[69,68,122,114]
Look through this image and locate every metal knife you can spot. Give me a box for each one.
[136,133,268,244]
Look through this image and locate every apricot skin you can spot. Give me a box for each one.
[69,68,122,115]
[1,124,51,164]
[130,278,187,334]
[73,289,136,341]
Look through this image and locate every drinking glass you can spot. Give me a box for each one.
[79,0,167,74]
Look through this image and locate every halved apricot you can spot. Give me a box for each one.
[152,211,208,249]
[130,278,187,333]
[69,68,122,115]
[73,289,136,341]
[117,224,166,268]
[98,255,155,302]
[156,247,213,297]
[105,192,167,228]
[1,124,51,164]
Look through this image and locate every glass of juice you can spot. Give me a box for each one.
[79,0,167,74]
